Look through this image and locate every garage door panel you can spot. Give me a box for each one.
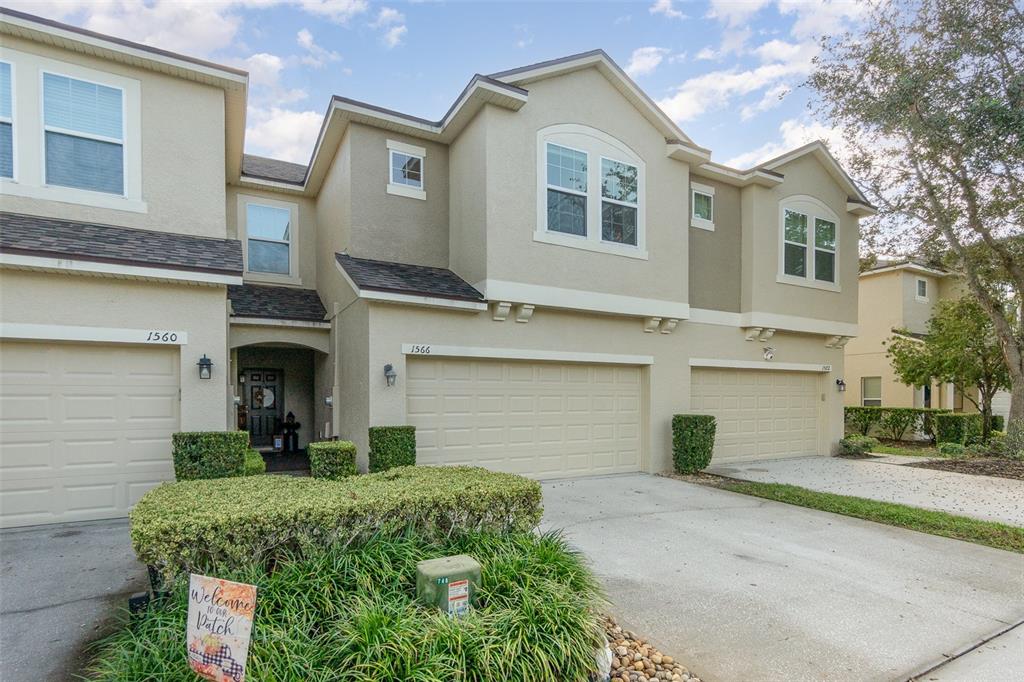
[407,358,642,479]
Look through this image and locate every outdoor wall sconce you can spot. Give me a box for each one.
[233,395,242,406]
[836,378,847,392]
[197,355,213,380]
[384,363,398,387]
[324,395,334,407]
[763,347,775,361]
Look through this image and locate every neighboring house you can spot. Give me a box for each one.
[0,8,874,528]
[843,259,1011,421]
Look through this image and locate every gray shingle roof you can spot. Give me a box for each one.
[228,283,327,322]
[241,154,307,185]
[336,253,484,302]
[0,212,242,275]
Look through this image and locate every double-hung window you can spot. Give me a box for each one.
[43,72,124,195]
[0,61,12,179]
[600,158,639,246]
[778,196,840,290]
[916,278,929,302]
[546,143,587,236]
[861,377,882,407]
[246,202,292,275]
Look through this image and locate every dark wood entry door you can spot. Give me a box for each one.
[244,368,283,447]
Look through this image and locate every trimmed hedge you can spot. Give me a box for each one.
[844,407,951,441]
[243,449,266,476]
[989,415,1005,433]
[845,406,883,436]
[672,414,716,473]
[839,435,879,456]
[368,425,417,473]
[935,413,984,445]
[879,408,921,441]
[171,431,249,481]
[308,440,357,480]
[131,466,543,580]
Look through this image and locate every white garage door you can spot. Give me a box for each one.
[690,368,821,464]
[0,341,179,528]
[406,357,642,479]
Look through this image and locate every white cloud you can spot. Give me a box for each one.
[295,0,368,24]
[513,24,533,49]
[723,118,848,168]
[246,106,324,163]
[382,25,407,48]
[695,47,718,61]
[649,0,686,20]
[371,6,407,48]
[240,53,284,87]
[371,6,403,27]
[296,27,342,67]
[706,0,771,27]
[776,0,866,40]
[740,83,790,120]
[625,47,670,78]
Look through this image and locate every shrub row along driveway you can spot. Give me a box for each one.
[708,455,1024,527]
[542,474,1024,682]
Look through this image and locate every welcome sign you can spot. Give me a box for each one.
[187,574,258,682]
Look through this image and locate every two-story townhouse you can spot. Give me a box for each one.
[844,260,1012,422]
[0,8,874,528]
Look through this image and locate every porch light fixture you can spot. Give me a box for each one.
[763,347,775,361]
[197,355,213,380]
[384,363,398,387]
[324,395,334,407]
[836,378,847,392]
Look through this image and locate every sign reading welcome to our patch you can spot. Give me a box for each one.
[187,574,257,682]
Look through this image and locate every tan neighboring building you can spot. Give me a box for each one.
[844,260,1011,420]
[0,8,875,528]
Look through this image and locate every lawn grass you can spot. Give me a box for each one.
[716,480,1024,553]
[871,443,942,457]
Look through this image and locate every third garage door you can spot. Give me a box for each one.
[406,357,642,479]
[690,368,821,464]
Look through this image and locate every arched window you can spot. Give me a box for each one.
[777,195,840,291]
[535,124,647,259]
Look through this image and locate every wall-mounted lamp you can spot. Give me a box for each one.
[233,395,242,406]
[197,355,213,380]
[836,378,847,392]
[324,395,334,408]
[384,363,398,387]
[763,347,775,361]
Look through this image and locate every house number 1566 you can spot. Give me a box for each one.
[408,344,432,354]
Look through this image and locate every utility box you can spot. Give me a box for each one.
[416,554,480,617]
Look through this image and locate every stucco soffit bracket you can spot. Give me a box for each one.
[757,328,775,342]
[825,335,852,348]
[492,301,512,321]
[514,304,535,323]
[659,318,679,334]
[744,327,763,341]
[643,317,663,333]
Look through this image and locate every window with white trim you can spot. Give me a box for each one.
[778,196,840,290]
[690,181,714,231]
[245,201,293,275]
[916,278,929,302]
[386,139,426,200]
[0,61,12,179]
[537,124,646,258]
[43,72,124,195]
[862,376,882,407]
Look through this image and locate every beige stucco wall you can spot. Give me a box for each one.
[901,271,939,334]
[344,303,845,474]
[334,299,371,464]
[688,174,742,312]
[0,270,229,430]
[1,36,227,238]
[226,186,318,288]
[448,109,489,288]
[741,155,859,323]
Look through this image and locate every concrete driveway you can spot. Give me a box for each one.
[543,474,1024,682]
[0,519,147,682]
[707,456,1024,527]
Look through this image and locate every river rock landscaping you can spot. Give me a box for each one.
[604,617,700,682]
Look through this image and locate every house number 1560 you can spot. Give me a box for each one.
[146,331,178,343]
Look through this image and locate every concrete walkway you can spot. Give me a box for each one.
[923,622,1024,681]
[708,455,1024,526]
[0,519,148,682]
[542,474,1024,682]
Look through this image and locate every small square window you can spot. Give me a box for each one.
[916,278,928,301]
[690,183,715,230]
[390,150,422,188]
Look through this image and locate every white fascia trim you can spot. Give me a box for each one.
[386,138,426,157]
[739,312,857,337]
[666,142,712,165]
[386,183,426,200]
[861,263,949,278]
[846,201,877,217]
[479,279,690,319]
[690,357,832,373]
[403,343,653,366]
[687,308,742,326]
[695,163,783,187]
[0,322,189,345]
[335,258,485,311]
[0,180,148,213]
[238,176,306,194]
[230,317,330,329]
[0,252,242,285]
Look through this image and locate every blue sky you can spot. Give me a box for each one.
[12,1,865,167]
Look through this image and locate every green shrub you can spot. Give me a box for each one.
[368,425,417,473]
[838,435,879,456]
[171,431,249,480]
[845,406,883,436]
[935,413,984,444]
[671,414,716,473]
[879,408,921,441]
[243,449,265,476]
[964,443,991,458]
[919,408,951,442]
[1001,420,1024,461]
[131,466,543,580]
[89,530,606,682]
[308,440,357,480]
[989,415,1005,433]
[938,442,966,458]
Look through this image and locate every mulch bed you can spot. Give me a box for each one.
[905,457,1024,481]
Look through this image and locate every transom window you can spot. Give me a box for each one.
[778,196,840,291]
[43,72,124,195]
[246,203,292,275]
[536,124,646,259]
[0,61,12,179]
[862,377,882,407]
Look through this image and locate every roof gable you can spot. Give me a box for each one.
[757,141,873,210]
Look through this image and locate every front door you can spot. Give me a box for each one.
[244,368,283,447]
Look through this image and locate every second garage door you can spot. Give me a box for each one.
[690,368,821,464]
[406,357,642,479]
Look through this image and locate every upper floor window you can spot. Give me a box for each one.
[238,194,299,282]
[777,196,840,292]
[690,181,714,231]
[916,278,929,302]
[386,138,426,200]
[0,61,12,179]
[43,72,124,195]
[536,124,647,259]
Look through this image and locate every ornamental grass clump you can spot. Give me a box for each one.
[131,466,543,581]
[87,531,607,682]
